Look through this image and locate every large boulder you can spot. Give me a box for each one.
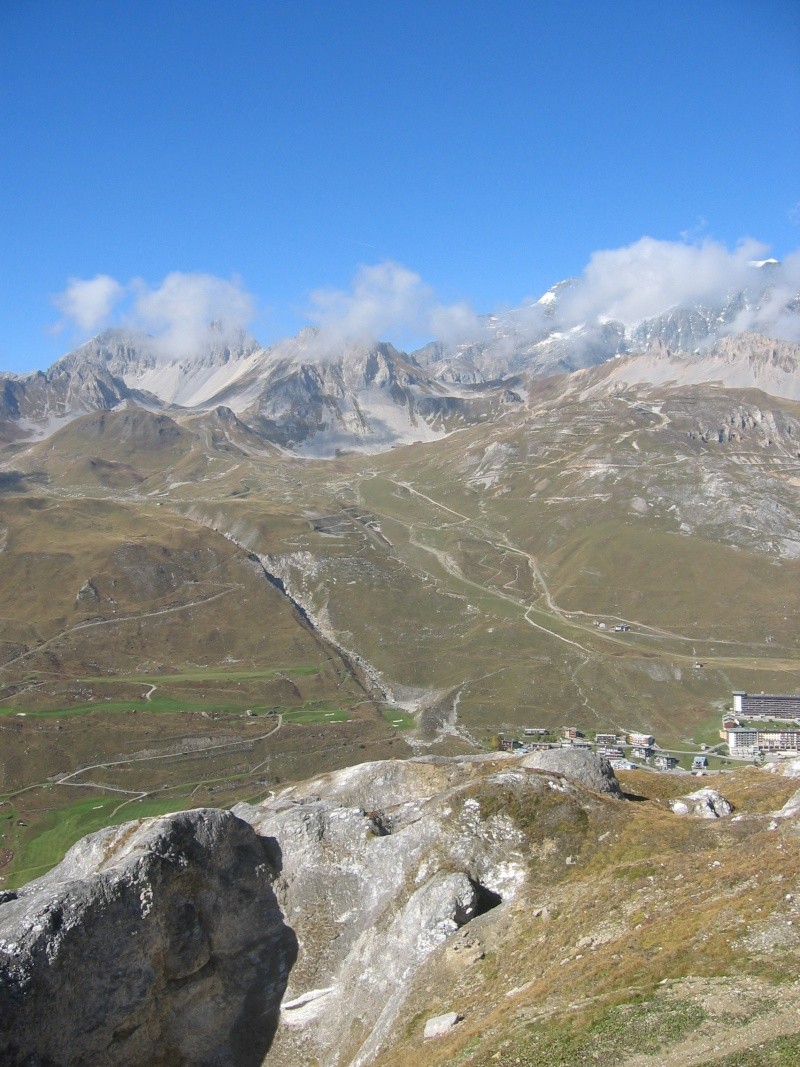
[520,748,622,796]
[233,759,529,1067]
[0,808,297,1066]
[0,755,617,1067]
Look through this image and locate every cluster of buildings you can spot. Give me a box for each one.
[721,691,800,758]
[503,726,675,771]
[499,692,800,770]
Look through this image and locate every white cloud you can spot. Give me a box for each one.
[132,272,255,360]
[308,262,427,347]
[727,248,800,342]
[51,238,800,364]
[53,274,124,332]
[428,300,485,348]
[560,236,770,327]
[305,261,483,355]
[300,239,798,359]
[52,271,256,359]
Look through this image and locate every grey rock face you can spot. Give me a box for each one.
[232,757,526,1065]
[520,748,622,796]
[0,362,136,426]
[0,808,296,1067]
[232,754,611,1066]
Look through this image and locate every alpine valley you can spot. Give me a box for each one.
[1,263,800,1066]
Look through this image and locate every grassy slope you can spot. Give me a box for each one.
[0,488,398,887]
[373,766,800,1067]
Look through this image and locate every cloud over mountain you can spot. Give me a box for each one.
[305,261,483,356]
[554,237,800,343]
[728,249,800,342]
[300,240,800,353]
[49,237,800,364]
[52,272,257,360]
[132,273,256,359]
[561,237,769,326]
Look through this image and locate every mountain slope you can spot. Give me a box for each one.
[577,333,800,403]
[1,330,522,455]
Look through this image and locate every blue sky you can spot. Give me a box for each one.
[1,0,798,372]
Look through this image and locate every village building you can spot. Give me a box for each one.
[628,731,655,747]
[723,691,800,756]
[560,737,592,749]
[500,738,524,752]
[732,691,800,720]
[726,726,800,757]
[654,755,678,770]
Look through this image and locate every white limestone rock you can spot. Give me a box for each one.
[424,1011,462,1039]
[0,754,616,1067]
[520,748,622,796]
[670,788,733,818]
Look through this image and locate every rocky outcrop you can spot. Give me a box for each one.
[0,809,297,1066]
[423,1011,461,1039]
[0,754,619,1066]
[773,788,800,820]
[766,756,800,778]
[232,753,616,1065]
[232,756,528,1066]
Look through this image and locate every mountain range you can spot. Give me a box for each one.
[2,261,798,455]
